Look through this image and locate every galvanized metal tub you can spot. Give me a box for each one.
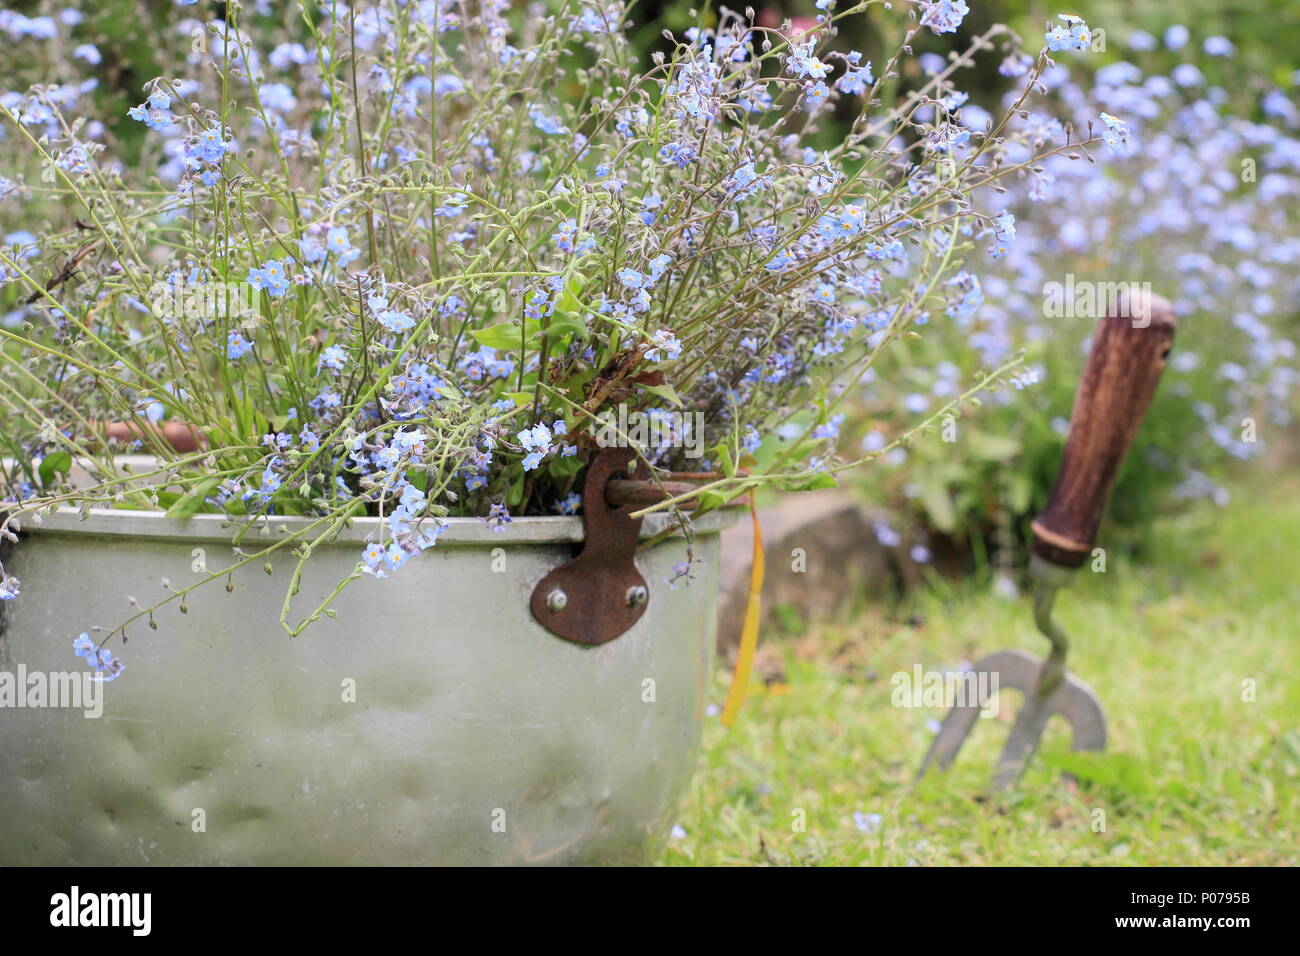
[0,507,730,865]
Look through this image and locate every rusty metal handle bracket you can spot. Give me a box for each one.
[529,446,650,646]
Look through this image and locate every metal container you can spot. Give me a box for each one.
[0,506,730,865]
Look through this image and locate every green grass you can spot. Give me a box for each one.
[662,478,1300,865]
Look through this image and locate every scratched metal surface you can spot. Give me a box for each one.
[0,509,730,865]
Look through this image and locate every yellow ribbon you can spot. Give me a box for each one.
[721,495,764,727]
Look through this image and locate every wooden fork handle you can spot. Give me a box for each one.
[1031,289,1177,568]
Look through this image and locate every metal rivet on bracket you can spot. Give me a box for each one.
[529,446,650,646]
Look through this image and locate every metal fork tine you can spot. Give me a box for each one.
[916,649,1107,790]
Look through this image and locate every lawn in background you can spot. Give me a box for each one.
[664,476,1299,865]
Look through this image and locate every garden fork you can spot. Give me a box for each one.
[918,289,1177,790]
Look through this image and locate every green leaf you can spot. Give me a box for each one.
[39,451,72,485]
[1006,470,1033,514]
[967,431,1022,463]
[918,477,958,533]
[775,471,838,492]
[714,442,736,479]
[165,477,222,519]
[547,311,588,342]
[547,454,583,479]
[802,472,839,491]
[641,382,683,407]
[435,382,466,401]
[471,320,535,350]
[698,489,728,512]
